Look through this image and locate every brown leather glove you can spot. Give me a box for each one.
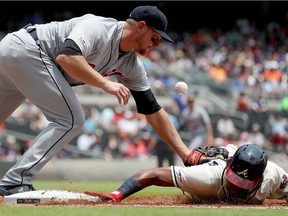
[184,146,229,166]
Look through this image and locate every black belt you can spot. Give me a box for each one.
[23,23,38,42]
[26,28,38,42]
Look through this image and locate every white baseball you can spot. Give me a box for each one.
[175,81,188,95]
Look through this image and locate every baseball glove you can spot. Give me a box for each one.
[184,146,229,166]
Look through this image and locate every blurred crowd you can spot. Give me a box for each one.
[1,9,288,162]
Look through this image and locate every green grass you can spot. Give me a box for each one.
[1,181,287,216]
[1,207,287,216]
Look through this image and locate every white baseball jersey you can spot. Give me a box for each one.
[171,144,288,204]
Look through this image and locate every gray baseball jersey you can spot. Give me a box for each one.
[35,14,150,90]
[0,14,150,185]
[179,105,212,149]
[171,144,288,204]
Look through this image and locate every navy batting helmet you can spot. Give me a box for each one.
[226,144,267,190]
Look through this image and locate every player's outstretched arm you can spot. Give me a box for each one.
[85,167,173,203]
[145,108,190,164]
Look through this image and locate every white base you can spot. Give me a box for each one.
[4,190,99,205]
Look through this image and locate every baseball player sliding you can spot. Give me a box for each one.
[85,144,288,204]
[0,5,197,196]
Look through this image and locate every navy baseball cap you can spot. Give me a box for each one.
[129,5,174,42]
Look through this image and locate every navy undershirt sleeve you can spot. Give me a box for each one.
[56,39,82,56]
[130,89,161,115]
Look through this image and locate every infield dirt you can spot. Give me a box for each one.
[1,195,287,209]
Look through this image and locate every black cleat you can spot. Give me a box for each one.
[0,185,35,196]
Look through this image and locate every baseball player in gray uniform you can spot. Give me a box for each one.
[85,144,288,204]
[179,95,214,149]
[0,5,195,196]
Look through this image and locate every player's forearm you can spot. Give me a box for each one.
[56,54,107,88]
[146,108,189,162]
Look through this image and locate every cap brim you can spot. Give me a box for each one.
[153,28,174,43]
[225,165,261,190]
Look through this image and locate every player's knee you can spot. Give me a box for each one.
[61,108,85,134]
[72,110,85,132]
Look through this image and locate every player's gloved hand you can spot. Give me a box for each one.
[184,146,229,166]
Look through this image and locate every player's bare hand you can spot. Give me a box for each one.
[103,80,131,105]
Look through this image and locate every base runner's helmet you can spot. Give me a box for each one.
[226,144,267,190]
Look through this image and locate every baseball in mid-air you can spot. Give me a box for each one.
[174,81,188,95]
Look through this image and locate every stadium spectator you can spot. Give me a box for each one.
[236,92,251,112]
[249,123,270,150]
[179,95,214,149]
[268,114,287,153]
[216,114,236,139]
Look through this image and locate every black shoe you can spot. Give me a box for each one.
[0,186,9,196]
[0,185,35,196]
